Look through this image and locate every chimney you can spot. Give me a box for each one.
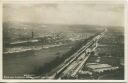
[32,31,34,38]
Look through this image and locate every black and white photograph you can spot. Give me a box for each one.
[2,1,124,80]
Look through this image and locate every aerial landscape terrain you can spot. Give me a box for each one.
[3,23,124,79]
[3,2,124,80]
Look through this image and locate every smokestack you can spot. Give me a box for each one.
[32,31,34,38]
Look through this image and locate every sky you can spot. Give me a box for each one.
[3,1,124,26]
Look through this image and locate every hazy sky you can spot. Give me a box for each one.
[3,1,124,26]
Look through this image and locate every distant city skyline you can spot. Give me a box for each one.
[3,1,124,26]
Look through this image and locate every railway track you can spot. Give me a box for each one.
[52,29,107,79]
[27,28,107,79]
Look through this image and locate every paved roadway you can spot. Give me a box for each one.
[47,28,107,79]
[23,28,107,79]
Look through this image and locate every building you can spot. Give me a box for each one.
[86,63,119,73]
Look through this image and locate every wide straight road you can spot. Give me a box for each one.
[47,29,107,79]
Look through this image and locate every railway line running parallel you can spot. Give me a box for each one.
[27,29,107,79]
[51,29,107,79]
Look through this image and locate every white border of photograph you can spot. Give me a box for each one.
[0,0,127,82]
